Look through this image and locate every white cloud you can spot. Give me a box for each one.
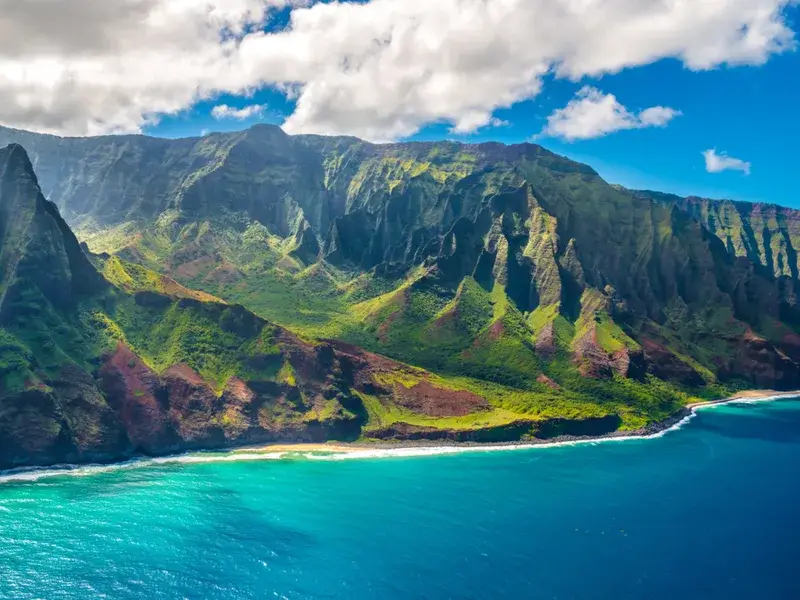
[638,106,681,127]
[489,117,510,128]
[542,87,681,141]
[449,116,509,134]
[703,149,752,175]
[211,104,266,120]
[0,0,794,139]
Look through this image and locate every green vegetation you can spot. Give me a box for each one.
[94,297,283,393]
[357,390,523,433]
[0,329,38,393]
[2,125,799,470]
[73,197,769,434]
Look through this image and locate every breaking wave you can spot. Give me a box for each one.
[1,393,797,484]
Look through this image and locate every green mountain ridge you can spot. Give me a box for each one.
[1,123,799,466]
[3,143,667,470]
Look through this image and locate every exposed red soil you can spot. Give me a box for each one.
[572,326,613,378]
[639,338,704,386]
[534,322,557,356]
[431,307,457,329]
[204,262,244,284]
[375,290,408,342]
[779,331,800,364]
[98,342,172,451]
[781,331,800,350]
[323,339,489,417]
[721,333,800,389]
[743,328,768,343]
[571,326,641,379]
[325,339,403,373]
[224,376,256,404]
[162,363,209,388]
[323,338,417,396]
[464,321,504,355]
[612,348,632,377]
[161,364,225,443]
[487,320,505,341]
[174,255,218,279]
[392,380,489,417]
[536,374,561,390]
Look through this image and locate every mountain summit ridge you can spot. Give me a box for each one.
[7,144,605,470]
[0,129,799,468]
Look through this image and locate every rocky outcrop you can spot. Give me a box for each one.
[640,339,704,386]
[98,343,175,453]
[718,330,800,390]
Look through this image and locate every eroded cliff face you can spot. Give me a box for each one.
[0,334,366,469]
[1,144,556,470]
[1,126,800,469]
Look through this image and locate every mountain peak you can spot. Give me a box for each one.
[246,123,289,138]
[0,143,38,187]
[0,141,30,160]
[0,143,45,254]
[0,143,104,316]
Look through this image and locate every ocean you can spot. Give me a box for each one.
[2,399,800,600]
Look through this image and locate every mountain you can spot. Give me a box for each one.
[1,123,799,467]
[634,189,800,283]
[8,144,627,470]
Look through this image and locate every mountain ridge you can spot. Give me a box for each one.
[3,143,668,470]
[1,124,799,467]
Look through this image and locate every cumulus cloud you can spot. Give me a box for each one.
[0,0,296,135]
[0,0,794,139]
[703,149,752,175]
[211,104,266,120]
[542,87,682,141]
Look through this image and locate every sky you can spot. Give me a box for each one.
[0,0,798,206]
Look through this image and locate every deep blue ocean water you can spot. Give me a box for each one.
[2,399,800,599]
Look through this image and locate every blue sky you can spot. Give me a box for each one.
[144,5,800,208]
[3,0,797,208]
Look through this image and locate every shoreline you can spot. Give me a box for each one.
[2,389,799,482]
[234,389,800,456]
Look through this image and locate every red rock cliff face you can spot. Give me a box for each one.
[92,340,369,459]
[99,344,176,453]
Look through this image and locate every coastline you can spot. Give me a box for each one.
[232,389,800,456]
[2,389,799,482]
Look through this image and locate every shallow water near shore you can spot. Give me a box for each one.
[2,399,800,599]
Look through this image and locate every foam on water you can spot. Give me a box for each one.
[1,394,796,484]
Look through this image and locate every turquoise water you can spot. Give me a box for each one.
[2,400,800,599]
